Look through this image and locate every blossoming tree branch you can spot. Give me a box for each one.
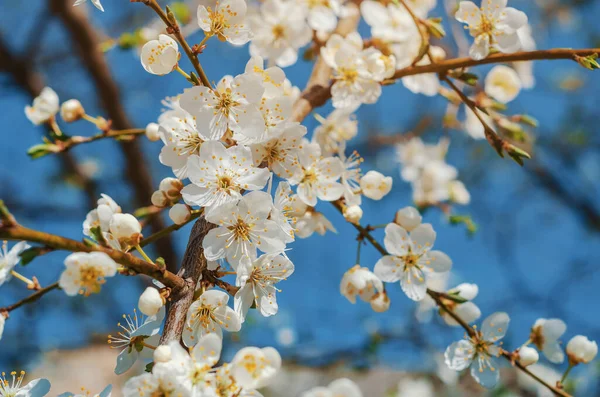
[0,0,598,396]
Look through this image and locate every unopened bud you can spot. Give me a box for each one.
[153,345,172,363]
[109,213,142,246]
[169,204,191,225]
[567,335,598,365]
[159,177,184,200]
[370,291,390,313]
[360,171,393,200]
[145,122,161,142]
[151,190,169,208]
[394,206,422,231]
[343,205,363,225]
[138,287,164,316]
[60,99,85,123]
[518,346,539,367]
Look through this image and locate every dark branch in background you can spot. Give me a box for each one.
[48,0,178,271]
[0,34,98,209]
[160,217,215,343]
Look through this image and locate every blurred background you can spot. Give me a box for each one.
[1,0,600,395]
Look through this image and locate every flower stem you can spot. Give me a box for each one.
[81,113,99,125]
[135,245,154,264]
[49,118,63,137]
[10,270,34,286]
[175,65,191,80]
[561,363,575,384]
[142,341,157,350]
[198,34,210,48]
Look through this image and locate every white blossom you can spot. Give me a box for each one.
[73,0,103,12]
[145,122,161,142]
[179,74,265,142]
[231,346,282,389]
[464,106,493,140]
[248,0,312,68]
[140,35,180,75]
[360,170,393,200]
[455,0,528,60]
[250,122,306,179]
[58,385,112,397]
[138,287,164,316]
[245,55,286,98]
[290,142,345,207]
[109,213,142,247]
[396,137,449,182]
[440,283,481,327]
[0,372,50,397]
[0,241,30,286]
[83,194,122,239]
[339,148,363,206]
[530,318,567,364]
[60,99,85,123]
[182,289,241,346]
[370,291,390,313]
[340,265,383,305]
[301,378,362,397]
[108,308,165,374]
[169,204,192,225]
[312,109,358,156]
[566,335,598,365]
[122,370,187,397]
[518,346,539,367]
[270,181,296,243]
[445,312,510,388]
[396,378,434,397]
[203,191,288,268]
[402,47,446,97]
[374,223,452,301]
[360,1,414,42]
[485,65,522,103]
[300,0,345,36]
[234,253,294,322]
[0,314,4,341]
[182,141,271,209]
[59,252,118,296]
[197,0,252,45]
[25,87,59,125]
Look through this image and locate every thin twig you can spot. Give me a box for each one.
[1,282,60,313]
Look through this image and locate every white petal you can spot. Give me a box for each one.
[482,312,510,342]
[444,339,474,371]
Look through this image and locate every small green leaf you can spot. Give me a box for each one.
[145,362,155,373]
[27,143,61,159]
[19,246,52,266]
[575,53,600,70]
[449,215,478,236]
[424,17,446,39]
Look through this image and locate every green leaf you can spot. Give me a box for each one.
[575,53,600,70]
[449,215,478,236]
[425,17,446,39]
[145,362,155,373]
[27,143,61,159]
[19,246,52,266]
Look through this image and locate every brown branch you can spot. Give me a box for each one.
[46,128,145,154]
[48,0,178,270]
[291,3,361,123]
[160,216,215,343]
[1,282,60,313]
[330,201,571,397]
[0,34,98,209]
[0,223,185,291]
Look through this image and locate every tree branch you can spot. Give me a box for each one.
[160,216,215,343]
[48,0,178,271]
[0,282,60,313]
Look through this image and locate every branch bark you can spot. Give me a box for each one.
[160,216,215,343]
[48,0,178,271]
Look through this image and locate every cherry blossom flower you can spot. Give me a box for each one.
[338,147,363,206]
[394,206,422,232]
[312,109,358,157]
[248,0,312,68]
[566,335,597,365]
[197,0,252,45]
[24,87,59,125]
[464,106,493,140]
[301,378,363,397]
[359,170,393,201]
[58,385,112,397]
[250,122,306,179]
[518,346,539,367]
[396,137,449,182]
[182,289,241,346]
[73,0,104,12]
[234,253,294,322]
[445,312,510,388]
[109,213,142,248]
[122,370,187,397]
[157,102,204,179]
[529,318,567,364]
[320,32,362,69]
[360,1,415,42]
[0,241,30,286]
[290,142,345,207]
[439,283,482,327]
[412,161,460,206]
[231,346,282,389]
[340,265,384,306]
[0,371,50,397]
[179,74,264,142]
[374,223,452,301]
[485,65,522,103]
[202,191,287,268]
[402,47,446,97]
[300,0,345,36]
[108,307,165,375]
[138,287,164,316]
[59,252,118,297]
[182,141,271,209]
[140,35,179,75]
[269,182,296,244]
[290,197,337,238]
[455,0,528,60]
[244,55,286,98]
[514,24,536,88]
[83,194,122,240]
[396,378,434,397]
[234,95,294,145]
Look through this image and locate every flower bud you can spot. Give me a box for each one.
[360,171,393,200]
[169,204,191,225]
[60,99,85,123]
[567,335,598,365]
[370,291,390,313]
[518,346,539,367]
[343,205,363,225]
[153,345,172,363]
[109,213,142,246]
[145,122,161,142]
[448,180,471,205]
[151,190,169,208]
[159,177,184,200]
[138,287,164,316]
[394,206,422,231]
